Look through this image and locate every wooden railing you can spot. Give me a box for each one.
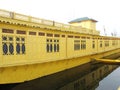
[0,9,100,35]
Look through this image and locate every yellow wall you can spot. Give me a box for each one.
[0,22,120,67]
[0,22,120,84]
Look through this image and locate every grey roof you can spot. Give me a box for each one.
[69,17,97,23]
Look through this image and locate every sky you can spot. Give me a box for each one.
[0,0,120,36]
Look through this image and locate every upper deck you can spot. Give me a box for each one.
[0,9,100,35]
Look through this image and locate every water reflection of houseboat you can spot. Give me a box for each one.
[10,62,118,90]
[59,65,118,90]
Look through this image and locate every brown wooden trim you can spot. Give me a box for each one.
[92,38,97,39]
[29,31,36,35]
[47,33,53,37]
[17,30,26,34]
[68,35,73,38]
[87,37,90,39]
[98,38,102,40]
[81,37,86,39]
[2,29,14,33]
[75,36,80,38]
[54,34,60,37]
[103,38,110,40]
[38,32,45,36]
[62,35,65,37]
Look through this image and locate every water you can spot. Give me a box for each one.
[96,67,120,90]
[1,61,119,90]
[11,62,117,90]
[58,56,120,90]
[58,64,119,90]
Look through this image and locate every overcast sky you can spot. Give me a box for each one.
[0,0,120,36]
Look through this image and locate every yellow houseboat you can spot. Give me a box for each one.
[0,9,120,84]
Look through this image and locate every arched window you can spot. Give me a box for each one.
[16,37,26,55]
[22,44,25,54]
[54,44,57,52]
[16,44,20,54]
[2,36,7,41]
[9,43,14,54]
[57,44,59,52]
[16,37,20,41]
[50,44,52,52]
[2,36,14,55]
[47,44,49,52]
[3,43,8,55]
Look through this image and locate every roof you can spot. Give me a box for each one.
[69,17,98,23]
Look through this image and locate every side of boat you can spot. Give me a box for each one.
[0,9,120,84]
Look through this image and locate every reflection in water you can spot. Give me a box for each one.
[96,67,120,90]
[59,64,118,90]
[118,86,120,90]
[9,61,119,90]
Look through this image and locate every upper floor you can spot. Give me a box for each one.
[0,9,100,35]
[69,17,97,30]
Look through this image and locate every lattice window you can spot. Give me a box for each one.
[2,36,14,55]
[46,39,59,53]
[3,43,8,55]
[16,37,25,54]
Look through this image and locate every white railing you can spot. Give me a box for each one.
[31,17,42,23]
[14,13,29,21]
[0,9,11,18]
[54,22,63,27]
[42,19,53,26]
[0,9,100,35]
